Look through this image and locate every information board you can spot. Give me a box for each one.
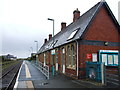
[108,55,113,64]
[102,54,107,65]
[92,54,97,62]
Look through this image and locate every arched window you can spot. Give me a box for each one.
[46,51,49,64]
[56,49,58,63]
[62,47,65,65]
[67,46,71,66]
[71,45,75,67]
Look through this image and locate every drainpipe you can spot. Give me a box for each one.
[75,40,79,77]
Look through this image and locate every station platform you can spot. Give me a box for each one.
[13,60,47,89]
[13,60,104,89]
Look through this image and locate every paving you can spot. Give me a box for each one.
[14,60,119,89]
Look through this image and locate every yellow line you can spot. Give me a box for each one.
[25,64,31,78]
[26,81,34,89]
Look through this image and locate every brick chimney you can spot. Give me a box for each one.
[61,22,66,31]
[73,8,80,22]
[49,34,52,40]
[44,38,47,44]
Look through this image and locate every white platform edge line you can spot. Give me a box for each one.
[13,60,24,89]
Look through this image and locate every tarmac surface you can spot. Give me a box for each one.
[13,60,119,89]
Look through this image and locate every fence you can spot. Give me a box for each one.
[105,66,119,86]
[30,60,49,79]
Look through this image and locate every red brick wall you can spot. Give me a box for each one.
[78,45,119,78]
[38,53,43,63]
[84,6,120,42]
[65,68,77,78]
[78,6,120,78]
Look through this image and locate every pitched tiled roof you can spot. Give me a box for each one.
[38,1,120,54]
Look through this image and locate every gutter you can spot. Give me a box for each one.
[75,40,79,77]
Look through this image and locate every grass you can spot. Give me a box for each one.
[0,60,20,71]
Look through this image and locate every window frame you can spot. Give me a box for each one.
[99,50,119,66]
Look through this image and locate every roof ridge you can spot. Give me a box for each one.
[42,2,103,45]
[37,1,107,54]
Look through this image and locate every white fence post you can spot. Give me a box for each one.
[101,62,106,85]
[31,61,49,79]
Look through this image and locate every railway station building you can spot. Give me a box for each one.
[37,1,120,79]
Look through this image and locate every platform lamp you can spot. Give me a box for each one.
[48,18,55,76]
[34,40,38,64]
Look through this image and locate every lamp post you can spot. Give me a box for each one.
[30,47,33,61]
[30,47,33,53]
[34,40,38,64]
[34,40,38,53]
[48,18,55,76]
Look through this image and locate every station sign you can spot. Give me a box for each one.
[51,49,55,55]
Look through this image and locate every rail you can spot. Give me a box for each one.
[31,61,49,79]
[1,60,23,90]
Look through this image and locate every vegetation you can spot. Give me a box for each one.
[0,60,19,71]
[0,56,21,71]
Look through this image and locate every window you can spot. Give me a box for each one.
[46,52,49,64]
[71,45,75,67]
[62,48,65,65]
[53,40,58,46]
[56,49,58,63]
[49,40,58,48]
[67,46,71,67]
[102,54,107,65]
[68,29,78,40]
[66,45,76,69]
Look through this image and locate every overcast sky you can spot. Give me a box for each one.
[0,0,119,58]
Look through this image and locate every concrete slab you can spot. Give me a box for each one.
[14,60,104,89]
[14,60,47,89]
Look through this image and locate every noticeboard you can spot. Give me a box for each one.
[99,50,119,66]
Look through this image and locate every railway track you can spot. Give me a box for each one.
[0,60,23,90]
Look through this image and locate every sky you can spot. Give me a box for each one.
[0,0,119,58]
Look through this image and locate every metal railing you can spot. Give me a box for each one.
[31,61,49,79]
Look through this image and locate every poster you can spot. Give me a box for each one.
[92,54,97,62]
[114,55,118,65]
[102,54,107,65]
[108,55,113,64]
